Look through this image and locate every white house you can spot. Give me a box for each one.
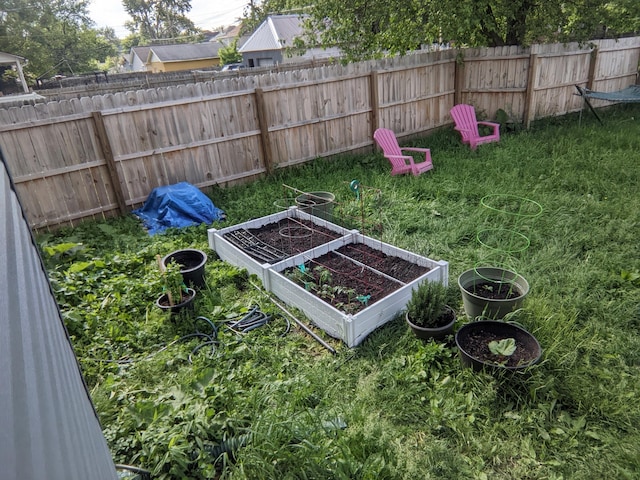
[239,14,341,68]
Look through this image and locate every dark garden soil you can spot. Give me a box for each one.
[335,243,429,283]
[283,243,430,314]
[469,281,522,300]
[223,219,343,263]
[461,329,537,368]
[224,219,432,314]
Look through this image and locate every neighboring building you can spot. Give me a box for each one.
[0,51,29,94]
[128,46,152,72]
[212,25,243,46]
[0,51,45,105]
[239,14,341,68]
[125,43,223,73]
[146,43,222,73]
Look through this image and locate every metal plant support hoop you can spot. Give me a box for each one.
[480,194,543,220]
[278,226,313,240]
[273,197,297,211]
[476,228,531,254]
[474,194,543,281]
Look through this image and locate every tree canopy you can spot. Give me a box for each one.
[279,0,640,61]
[0,0,118,80]
[122,0,201,43]
[218,39,243,65]
[241,0,308,35]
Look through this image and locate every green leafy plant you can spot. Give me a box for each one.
[620,269,640,286]
[488,337,516,356]
[38,109,640,479]
[405,281,449,328]
[314,265,333,288]
[158,255,188,306]
[286,264,316,291]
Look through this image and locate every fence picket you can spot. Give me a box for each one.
[1,39,638,230]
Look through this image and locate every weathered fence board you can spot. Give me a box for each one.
[0,38,638,230]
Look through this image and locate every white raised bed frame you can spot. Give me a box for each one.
[208,208,449,347]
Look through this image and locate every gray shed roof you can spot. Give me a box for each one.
[239,14,307,53]
[148,43,221,63]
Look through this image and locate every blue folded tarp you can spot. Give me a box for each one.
[133,182,225,235]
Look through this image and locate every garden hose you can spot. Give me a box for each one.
[80,308,290,366]
[225,304,290,336]
[82,316,219,365]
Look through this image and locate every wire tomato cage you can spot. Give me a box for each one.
[272,182,385,239]
[474,194,543,284]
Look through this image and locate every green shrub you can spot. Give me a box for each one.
[405,281,448,328]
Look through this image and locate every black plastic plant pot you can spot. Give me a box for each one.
[156,288,196,315]
[455,320,541,371]
[458,267,529,319]
[162,249,207,289]
[405,307,456,340]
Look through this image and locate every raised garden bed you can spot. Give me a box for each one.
[208,210,449,347]
[224,218,343,263]
[208,208,353,283]
[280,243,430,314]
[267,233,448,347]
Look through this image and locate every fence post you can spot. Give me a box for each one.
[369,71,379,139]
[523,54,539,129]
[454,50,465,105]
[91,111,128,215]
[254,88,274,174]
[587,47,599,90]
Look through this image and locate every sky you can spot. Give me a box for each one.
[88,0,249,38]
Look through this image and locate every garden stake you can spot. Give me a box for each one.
[250,281,337,354]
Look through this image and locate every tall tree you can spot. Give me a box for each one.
[122,0,200,43]
[299,0,640,61]
[241,0,309,34]
[218,39,242,65]
[0,0,118,79]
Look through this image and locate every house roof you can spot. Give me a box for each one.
[0,51,26,65]
[213,24,242,42]
[239,15,307,53]
[147,43,222,63]
[130,46,152,62]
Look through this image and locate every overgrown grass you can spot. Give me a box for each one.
[42,104,640,479]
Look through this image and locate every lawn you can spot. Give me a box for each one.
[41,104,640,479]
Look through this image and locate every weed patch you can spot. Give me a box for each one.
[42,104,640,479]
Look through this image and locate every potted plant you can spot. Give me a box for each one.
[156,256,196,315]
[455,320,541,371]
[405,280,456,340]
[161,248,207,289]
[458,266,529,319]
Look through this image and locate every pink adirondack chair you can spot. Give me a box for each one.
[450,104,500,150]
[373,128,433,176]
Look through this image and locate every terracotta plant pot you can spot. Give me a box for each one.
[162,249,207,289]
[458,267,529,319]
[406,306,456,340]
[455,320,541,371]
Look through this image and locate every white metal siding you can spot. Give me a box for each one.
[0,150,118,480]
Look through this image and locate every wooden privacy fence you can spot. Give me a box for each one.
[0,38,638,230]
